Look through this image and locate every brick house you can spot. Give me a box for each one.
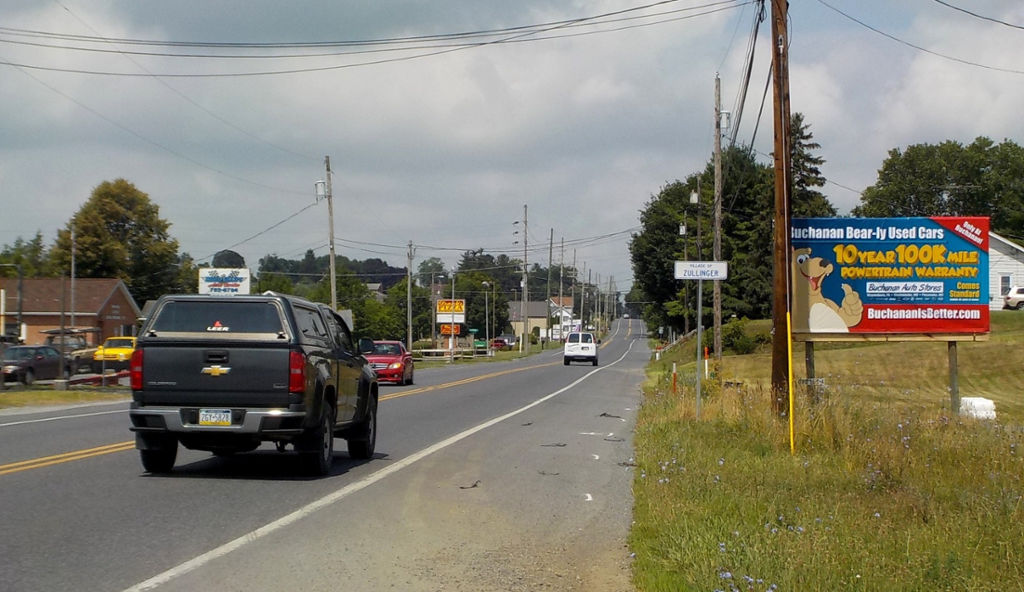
[0,278,141,345]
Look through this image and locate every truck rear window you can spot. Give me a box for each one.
[148,301,285,334]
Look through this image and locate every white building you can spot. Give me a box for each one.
[989,232,1024,310]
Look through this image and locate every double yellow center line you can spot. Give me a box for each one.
[0,359,565,476]
[0,441,135,477]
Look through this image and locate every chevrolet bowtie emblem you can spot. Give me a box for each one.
[201,365,231,377]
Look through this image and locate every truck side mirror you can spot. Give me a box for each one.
[357,337,374,355]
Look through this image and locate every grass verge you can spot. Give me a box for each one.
[631,314,1024,591]
[0,385,128,409]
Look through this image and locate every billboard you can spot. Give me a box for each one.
[435,299,466,324]
[199,268,251,295]
[790,217,989,336]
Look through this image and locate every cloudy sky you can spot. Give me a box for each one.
[2,0,1022,294]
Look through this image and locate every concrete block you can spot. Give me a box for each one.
[960,397,996,420]
[53,379,69,391]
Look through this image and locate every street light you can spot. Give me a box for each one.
[449,268,456,364]
[482,281,490,355]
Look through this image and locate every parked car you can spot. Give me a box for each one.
[2,345,71,384]
[41,329,100,374]
[365,340,414,385]
[1004,286,1024,309]
[93,336,137,371]
[490,337,509,350]
[498,334,517,348]
[563,332,599,366]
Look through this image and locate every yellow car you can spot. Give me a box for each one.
[93,336,136,371]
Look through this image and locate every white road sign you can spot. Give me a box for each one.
[674,261,729,280]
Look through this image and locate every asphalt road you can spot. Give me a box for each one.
[0,319,649,592]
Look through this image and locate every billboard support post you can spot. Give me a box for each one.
[948,341,959,414]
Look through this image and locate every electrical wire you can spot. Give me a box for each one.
[0,0,739,50]
[0,49,312,197]
[928,0,1024,31]
[0,2,749,78]
[48,0,319,163]
[816,0,1024,75]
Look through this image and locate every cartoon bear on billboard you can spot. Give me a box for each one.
[791,247,864,333]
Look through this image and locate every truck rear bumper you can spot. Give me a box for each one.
[129,407,307,435]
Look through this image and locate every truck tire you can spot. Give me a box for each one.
[140,447,177,473]
[348,396,377,460]
[592,358,599,367]
[563,357,570,366]
[302,401,335,477]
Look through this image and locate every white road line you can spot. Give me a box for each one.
[123,339,638,592]
[0,409,126,428]
[592,454,600,460]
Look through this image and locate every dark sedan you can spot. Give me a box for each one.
[2,346,70,385]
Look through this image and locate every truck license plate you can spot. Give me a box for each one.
[199,409,232,426]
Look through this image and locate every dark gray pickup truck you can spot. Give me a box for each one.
[128,293,379,476]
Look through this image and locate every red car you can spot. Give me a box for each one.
[365,340,414,385]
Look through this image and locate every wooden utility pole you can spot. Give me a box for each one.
[325,156,337,311]
[713,74,724,361]
[406,241,415,351]
[770,0,794,416]
[546,228,553,349]
[558,238,564,338]
[521,205,529,354]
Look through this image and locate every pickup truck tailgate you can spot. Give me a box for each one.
[138,344,292,408]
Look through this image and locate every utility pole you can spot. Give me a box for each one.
[713,74,724,361]
[770,0,794,416]
[558,237,564,339]
[580,262,587,331]
[406,241,415,351]
[315,157,338,311]
[682,212,689,336]
[430,271,436,347]
[70,225,76,329]
[521,205,529,355]
[571,250,577,331]
[546,228,553,350]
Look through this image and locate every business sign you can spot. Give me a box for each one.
[439,323,461,336]
[436,299,466,324]
[199,268,251,295]
[675,261,729,280]
[790,217,989,336]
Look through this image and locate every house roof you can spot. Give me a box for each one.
[0,277,141,317]
[551,296,574,308]
[990,231,1024,254]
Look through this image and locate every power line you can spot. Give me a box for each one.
[48,0,319,163]
[816,0,1024,75]
[0,49,312,197]
[0,2,748,78]
[197,201,319,261]
[1,0,739,50]
[928,0,1024,31]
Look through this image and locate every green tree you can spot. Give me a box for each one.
[170,252,200,294]
[257,271,294,295]
[417,257,447,286]
[0,231,53,278]
[50,179,180,303]
[212,250,246,268]
[385,278,432,341]
[852,137,1024,240]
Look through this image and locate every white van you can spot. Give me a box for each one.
[563,332,598,366]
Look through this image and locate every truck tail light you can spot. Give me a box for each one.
[289,351,306,394]
[129,349,143,390]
